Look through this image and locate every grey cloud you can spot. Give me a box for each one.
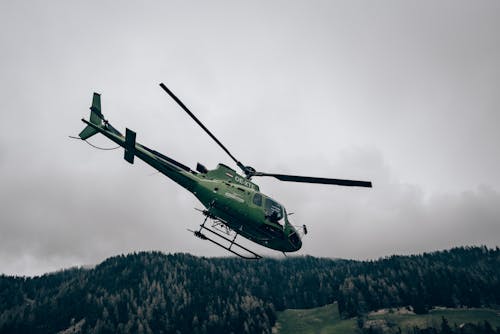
[284,148,500,259]
[1,0,499,275]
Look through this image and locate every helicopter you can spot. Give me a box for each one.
[76,83,372,259]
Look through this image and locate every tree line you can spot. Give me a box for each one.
[0,246,498,333]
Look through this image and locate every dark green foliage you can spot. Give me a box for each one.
[336,246,500,318]
[0,246,498,333]
[406,318,499,334]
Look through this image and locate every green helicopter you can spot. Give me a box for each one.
[76,83,372,259]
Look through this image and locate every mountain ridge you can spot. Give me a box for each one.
[1,246,498,334]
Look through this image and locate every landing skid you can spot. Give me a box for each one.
[190,210,262,260]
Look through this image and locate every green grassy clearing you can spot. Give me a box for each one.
[369,307,500,330]
[274,303,500,334]
[274,303,356,334]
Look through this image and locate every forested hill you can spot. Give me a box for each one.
[0,246,498,334]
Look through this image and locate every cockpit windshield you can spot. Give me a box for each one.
[265,197,284,223]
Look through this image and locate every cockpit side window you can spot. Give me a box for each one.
[253,193,262,206]
[265,198,283,223]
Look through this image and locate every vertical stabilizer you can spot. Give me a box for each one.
[79,93,103,140]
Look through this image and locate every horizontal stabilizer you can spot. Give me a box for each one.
[124,128,136,164]
[79,126,99,140]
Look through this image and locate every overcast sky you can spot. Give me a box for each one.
[1,1,499,276]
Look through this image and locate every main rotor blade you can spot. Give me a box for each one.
[257,173,372,187]
[159,83,244,170]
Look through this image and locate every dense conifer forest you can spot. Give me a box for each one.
[0,246,498,334]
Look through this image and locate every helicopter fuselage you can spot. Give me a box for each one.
[82,119,302,253]
[79,87,371,257]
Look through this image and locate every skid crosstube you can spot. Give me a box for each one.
[190,214,262,260]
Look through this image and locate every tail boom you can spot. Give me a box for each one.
[80,118,197,191]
